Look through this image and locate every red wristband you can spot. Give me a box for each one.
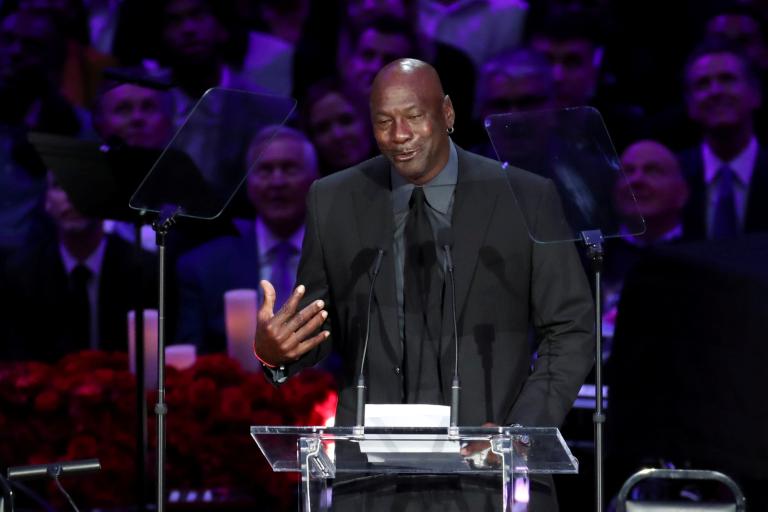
[254,350,278,369]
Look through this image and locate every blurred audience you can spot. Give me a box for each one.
[680,39,768,240]
[10,0,118,107]
[176,126,318,353]
[419,0,528,70]
[603,139,689,341]
[471,47,556,155]
[239,0,311,96]
[92,80,174,149]
[1,171,155,361]
[91,79,175,251]
[528,13,646,150]
[0,9,84,262]
[301,79,375,175]
[151,0,263,125]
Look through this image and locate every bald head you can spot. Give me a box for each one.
[371,59,445,108]
[615,139,688,241]
[369,59,455,184]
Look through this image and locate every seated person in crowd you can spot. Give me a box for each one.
[0,9,84,262]
[528,13,646,150]
[1,172,156,361]
[680,38,768,239]
[92,78,175,251]
[175,126,318,353]
[603,139,689,344]
[301,79,375,176]
[470,47,557,156]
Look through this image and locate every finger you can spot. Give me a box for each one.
[258,280,276,319]
[286,330,330,360]
[274,284,305,322]
[292,309,328,343]
[285,299,325,333]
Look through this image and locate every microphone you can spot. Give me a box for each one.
[7,459,101,481]
[438,228,460,433]
[355,247,385,435]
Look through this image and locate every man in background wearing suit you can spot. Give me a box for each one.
[1,172,155,361]
[175,126,318,353]
[680,39,768,239]
[254,59,594,511]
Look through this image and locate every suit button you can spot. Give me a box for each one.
[394,367,401,375]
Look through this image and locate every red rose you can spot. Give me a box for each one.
[34,389,62,413]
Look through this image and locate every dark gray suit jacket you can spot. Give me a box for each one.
[679,145,768,240]
[286,147,594,428]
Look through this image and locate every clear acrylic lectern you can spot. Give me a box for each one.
[251,425,577,511]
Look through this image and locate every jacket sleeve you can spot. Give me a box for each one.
[506,179,596,427]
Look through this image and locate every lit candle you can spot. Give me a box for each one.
[166,344,196,370]
[127,309,159,388]
[224,289,261,372]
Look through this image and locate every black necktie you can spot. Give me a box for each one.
[403,187,442,404]
[70,264,92,349]
[711,165,739,240]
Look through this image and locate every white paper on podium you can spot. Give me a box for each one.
[360,404,463,466]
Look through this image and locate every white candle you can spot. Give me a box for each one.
[127,309,159,388]
[224,289,261,372]
[166,344,196,370]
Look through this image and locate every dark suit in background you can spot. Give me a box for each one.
[1,234,156,361]
[175,219,261,353]
[679,146,768,240]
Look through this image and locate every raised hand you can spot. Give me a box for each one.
[253,280,330,367]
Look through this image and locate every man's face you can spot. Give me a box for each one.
[531,37,599,108]
[614,141,688,224]
[370,71,454,184]
[246,136,318,234]
[163,0,226,64]
[686,52,761,130]
[343,29,412,95]
[45,173,99,234]
[479,72,555,121]
[308,92,372,170]
[96,84,172,149]
[0,13,60,88]
[707,14,768,68]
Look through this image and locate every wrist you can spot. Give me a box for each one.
[254,348,278,368]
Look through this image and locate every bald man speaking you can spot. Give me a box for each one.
[254,59,594,511]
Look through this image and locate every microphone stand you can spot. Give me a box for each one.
[132,222,148,512]
[151,206,181,512]
[439,234,460,438]
[580,229,605,512]
[354,249,385,437]
[0,472,14,512]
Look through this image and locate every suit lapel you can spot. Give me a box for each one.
[449,148,501,320]
[745,146,768,233]
[352,158,401,362]
[681,148,708,240]
[439,148,501,398]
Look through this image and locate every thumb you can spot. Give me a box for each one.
[259,280,276,318]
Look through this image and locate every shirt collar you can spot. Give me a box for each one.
[701,136,757,185]
[255,217,304,259]
[391,140,458,214]
[60,236,107,276]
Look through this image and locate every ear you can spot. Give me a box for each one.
[443,95,455,129]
